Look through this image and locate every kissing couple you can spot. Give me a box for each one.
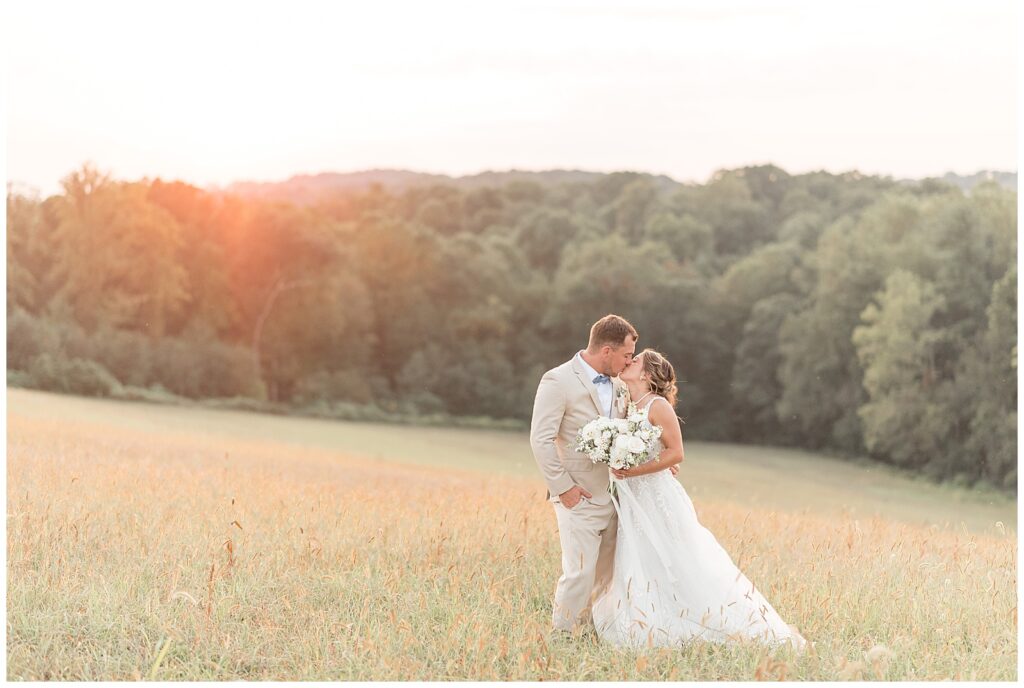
[530,314,807,650]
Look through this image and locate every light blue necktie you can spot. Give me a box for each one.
[592,374,611,385]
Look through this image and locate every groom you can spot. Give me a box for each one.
[531,314,674,636]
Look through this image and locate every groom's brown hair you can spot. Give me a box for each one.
[587,314,638,351]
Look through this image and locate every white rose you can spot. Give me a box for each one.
[626,436,646,453]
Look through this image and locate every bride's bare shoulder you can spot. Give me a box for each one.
[646,396,675,422]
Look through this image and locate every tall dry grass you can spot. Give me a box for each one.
[6,411,1017,680]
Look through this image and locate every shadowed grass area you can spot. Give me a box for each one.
[6,388,1017,680]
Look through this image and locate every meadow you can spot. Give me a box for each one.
[6,388,1017,680]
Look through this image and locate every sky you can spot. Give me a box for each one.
[4,0,1019,196]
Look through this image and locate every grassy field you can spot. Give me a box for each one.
[6,388,1018,680]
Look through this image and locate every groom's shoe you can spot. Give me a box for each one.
[549,624,597,644]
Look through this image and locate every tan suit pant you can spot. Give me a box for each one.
[551,497,618,631]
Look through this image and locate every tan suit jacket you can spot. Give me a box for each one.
[529,355,626,506]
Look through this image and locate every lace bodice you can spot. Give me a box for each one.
[635,397,667,466]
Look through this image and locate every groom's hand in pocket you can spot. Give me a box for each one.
[559,485,591,509]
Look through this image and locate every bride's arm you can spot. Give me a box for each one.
[615,399,684,478]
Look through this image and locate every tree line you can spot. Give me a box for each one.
[6,163,1017,490]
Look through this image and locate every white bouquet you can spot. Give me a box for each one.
[574,401,663,471]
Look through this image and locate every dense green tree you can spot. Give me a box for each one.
[514,207,586,274]
[955,263,1017,487]
[6,188,46,313]
[602,178,660,241]
[644,211,712,265]
[852,270,949,471]
[50,166,190,336]
[5,164,1016,491]
[695,170,770,256]
[730,292,802,442]
[350,217,442,394]
[147,180,241,336]
[542,234,674,343]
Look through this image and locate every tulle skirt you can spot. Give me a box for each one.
[592,468,807,651]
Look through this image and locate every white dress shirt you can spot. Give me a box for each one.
[575,350,613,416]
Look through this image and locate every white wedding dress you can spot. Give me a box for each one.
[592,398,807,651]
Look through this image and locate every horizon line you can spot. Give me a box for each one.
[6,162,1019,197]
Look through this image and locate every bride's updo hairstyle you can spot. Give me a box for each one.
[639,348,678,407]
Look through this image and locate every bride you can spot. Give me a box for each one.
[591,348,808,651]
